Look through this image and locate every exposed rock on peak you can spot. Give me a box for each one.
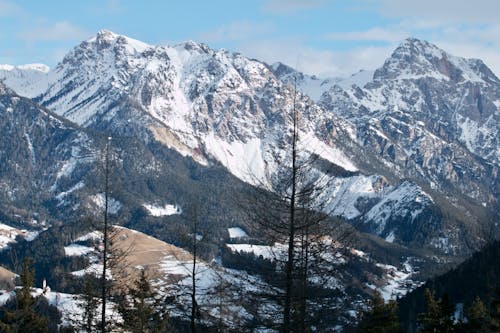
[374,37,499,84]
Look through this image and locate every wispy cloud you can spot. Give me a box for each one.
[324,27,409,43]
[199,20,275,43]
[261,0,326,14]
[236,38,393,77]
[0,0,21,16]
[105,0,123,13]
[19,21,89,42]
[374,0,500,23]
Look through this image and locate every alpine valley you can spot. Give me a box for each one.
[0,30,498,331]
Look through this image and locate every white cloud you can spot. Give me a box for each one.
[261,0,326,14]
[199,21,275,43]
[106,0,123,13]
[325,27,409,43]
[374,0,500,23]
[0,0,21,16]
[235,38,394,78]
[19,21,89,42]
[319,10,500,77]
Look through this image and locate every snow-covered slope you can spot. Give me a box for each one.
[57,226,423,331]
[271,61,374,101]
[0,64,50,98]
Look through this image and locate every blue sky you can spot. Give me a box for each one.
[1,0,499,77]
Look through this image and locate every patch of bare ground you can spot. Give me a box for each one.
[109,227,192,287]
[0,265,16,289]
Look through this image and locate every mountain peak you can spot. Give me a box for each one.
[84,29,151,54]
[96,29,117,39]
[374,37,498,83]
[398,37,443,57]
[173,40,213,55]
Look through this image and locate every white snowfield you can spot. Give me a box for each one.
[0,223,42,249]
[0,223,17,250]
[227,227,248,238]
[0,287,119,329]
[142,203,182,216]
[64,244,94,256]
[226,243,275,260]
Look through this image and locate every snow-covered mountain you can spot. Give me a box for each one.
[1,31,496,254]
[0,64,50,98]
[315,38,498,216]
[270,61,374,101]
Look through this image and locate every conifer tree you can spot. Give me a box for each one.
[117,269,170,333]
[0,257,49,333]
[466,296,490,332]
[417,289,455,333]
[356,291,400,333]
[489,289,500,332]
[81,276,99,333]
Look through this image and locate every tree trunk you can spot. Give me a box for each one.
[101,136,111,333]
[283,81,299,333]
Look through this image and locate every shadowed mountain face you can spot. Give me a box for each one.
[0,80,255,254]
[0,32,498,256]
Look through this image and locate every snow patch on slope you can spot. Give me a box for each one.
[64,244,94,256]
[143,203,182,217]
[203,134,268,185]
[227,227,248,239]
[0,223,18,250]
[90,194,122,215]
[320,175,385,219]
[364,182,433,235]
[301,131,358,172]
